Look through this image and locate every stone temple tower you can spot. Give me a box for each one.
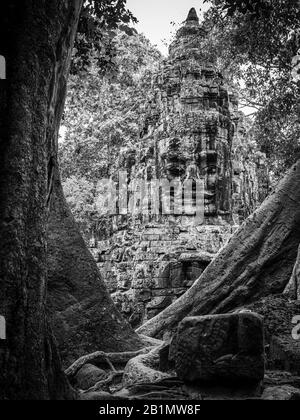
[145,7,236,221]
[94,9,264,327]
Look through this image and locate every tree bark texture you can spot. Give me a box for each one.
[0,0,83,399]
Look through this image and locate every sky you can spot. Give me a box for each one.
[126,0,211,56]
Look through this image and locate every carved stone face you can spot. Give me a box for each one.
[158,123,231,218]
[153,61,233,220]
[133,7,234,221]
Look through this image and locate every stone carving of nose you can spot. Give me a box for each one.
[0,55,6,79]
[0,316,6,340]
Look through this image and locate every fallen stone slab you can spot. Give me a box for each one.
[172,313,265,383]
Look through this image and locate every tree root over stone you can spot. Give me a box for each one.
[122,345,172,387]
[81,371,125,394]
[65,347,154,378]
[67,343,182,399]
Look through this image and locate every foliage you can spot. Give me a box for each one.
[213,0,272,18]
[73,0,137,75]
[202,0,300,177]
[62,176,96,234]
[60,28,162,232]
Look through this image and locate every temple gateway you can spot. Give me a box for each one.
[90,9,268,327]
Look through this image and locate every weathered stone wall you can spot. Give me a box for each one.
[89,9,268,327]
[92,221,234,327]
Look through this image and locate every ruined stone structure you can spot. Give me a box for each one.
[90,9,267,327]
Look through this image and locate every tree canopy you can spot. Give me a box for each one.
[59,27,161,236]
[73,0,137,74]
[202,0,300,179]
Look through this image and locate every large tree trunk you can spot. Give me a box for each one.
[284,245,300,300]
[0,0,83,399]
[137,161,300,339]
[47,167,144,368]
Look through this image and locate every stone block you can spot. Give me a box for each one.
[143,234,160,241]
[172,313,265,383]
[179,252,215,264]
[150,241,164,248]
[153,277,170,289]
[159,234,173,241]
[131,277,153,290]
[144,228,166,235]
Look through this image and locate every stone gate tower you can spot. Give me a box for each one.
[93,9,265,327]
[145,7,236,221]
